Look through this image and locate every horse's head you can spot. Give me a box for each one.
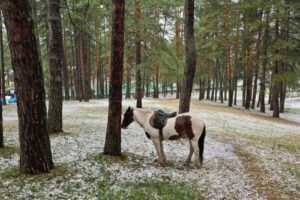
[121,106,134,129]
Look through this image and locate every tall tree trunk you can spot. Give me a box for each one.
[272,18,280,118]
[206,64,211,100]
[47,0,64,133]
[279,9,289,113]
[75,30,83,101]
[241,20,247,107]
[85,37,91,100]
[135,0,142,108]
[214,59,219,102]
[0,13,6,106]
[259,8,269,113]
[245,44,253,109]
[219,62,224,103]
[96,39,100,99]
[63,29,70,100]
[103,0,125,156]
[2,0,54,174]
[153,64,159,98]
[125,63,131,99]
[234,14,241,106]
[145,76,149,97]
[70,30,75,99]
[210,68,215,101]
[175,7,182,99]
[251,13,262,109]
[199,79,204,100]
[0,11,3,148]
[179,0,196,113]
[224,0,233,106]
[31,0,45,72]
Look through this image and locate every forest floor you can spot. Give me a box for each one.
[0,98,299,199]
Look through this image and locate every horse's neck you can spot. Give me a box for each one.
[134,109,152,127]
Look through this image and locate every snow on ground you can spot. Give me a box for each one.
[0,98,299,199]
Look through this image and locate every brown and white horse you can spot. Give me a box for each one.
[121,107,206,168]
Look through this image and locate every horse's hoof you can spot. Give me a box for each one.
[155,161,165,167]
[194,163,202,169]
[154,158,166,162]
[184,161,191,166]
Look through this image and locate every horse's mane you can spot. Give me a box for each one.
[134,108,153,114]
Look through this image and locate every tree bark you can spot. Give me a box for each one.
[219,62,224,103]
[210,68,215,101]
[224,0,233,107]
[0,11,3,148]
[75,30,84,101]
[214,59,219,102]
[47,0,64,133]
[175,7,182,99]
[135,0,142,108]
[179,0,196,113]
[206,64,211,100]
[245,44,253,109]
[272,18,280,118]
[96,36,100,99]
[234,13,241,106]
[70,30,75,99]
[0,13,6,106]
[63,29,70,100]
[104,0,125,156]
[251,11,262,109]
[1,0,54,174]
[279,9,289,113]
[125,63,131,99]
[259,8,269,113]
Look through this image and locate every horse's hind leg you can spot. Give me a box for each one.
[185,140,193,165]
[191,139,201,168]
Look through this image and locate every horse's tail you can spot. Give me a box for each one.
[198,125,206,164]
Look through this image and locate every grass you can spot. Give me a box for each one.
[49,131,74,138]
[78,107,108,116]
[3,104,17,112]
[0,163,74,199]
[3,120,18,133]
[0,163,70,181]
[0,155,205,199]
[243,133,300,153]
[88,153,202,200]
[96,177,205,200]
[208,114,300,154]
[285,108,300,114]
[0,145,19,158]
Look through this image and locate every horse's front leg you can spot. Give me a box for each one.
[152,138,165,166]
[160,140,166,162]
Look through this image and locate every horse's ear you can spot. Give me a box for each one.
[126,106,131,112]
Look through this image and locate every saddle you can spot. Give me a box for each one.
[150,109,177,140]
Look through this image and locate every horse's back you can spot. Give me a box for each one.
[163,112,205,140]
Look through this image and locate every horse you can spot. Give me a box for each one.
[121,106,206,168]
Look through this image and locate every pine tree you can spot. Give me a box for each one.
[47,0,64,133]
[179,0,196,113]
[1,0,54,174]
[104,0,125,156]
